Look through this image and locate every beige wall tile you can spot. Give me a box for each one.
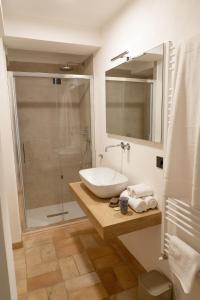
[65,272,100,293]
[59,256,79,280]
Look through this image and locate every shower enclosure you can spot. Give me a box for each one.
[9,72,94,230]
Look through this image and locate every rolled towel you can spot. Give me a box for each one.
[128,197,147,213]
[127,183,153,198]
[143,196,158,209]
[120,190,147,212]
[120,190,129,197]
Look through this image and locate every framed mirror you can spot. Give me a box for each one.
[106,44,164,143]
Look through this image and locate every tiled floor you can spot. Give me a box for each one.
[14,220,146,300]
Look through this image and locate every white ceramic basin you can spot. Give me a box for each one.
[79,167,128,198]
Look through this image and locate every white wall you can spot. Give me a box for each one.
[0,137,17,300]
[0,3,18,293]
[3,16,101,55]
[93,0,200,299]
[0,37,21,243]
[0,1,4,36]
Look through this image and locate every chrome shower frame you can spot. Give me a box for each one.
[8,71,96,232]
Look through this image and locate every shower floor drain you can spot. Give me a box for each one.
[47,211,69,218]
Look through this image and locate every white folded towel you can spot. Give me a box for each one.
[168,235,200,294]
[143,196,157,209]
[127,183,153,198]
[120,190,147,213]
[128,197,147,213]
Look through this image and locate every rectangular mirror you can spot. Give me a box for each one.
[106,44,164,143]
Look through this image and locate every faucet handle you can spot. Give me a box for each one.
[120,142,125,150]
[121,142,131,151]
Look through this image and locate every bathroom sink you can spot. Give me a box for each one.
[79,167,128,198]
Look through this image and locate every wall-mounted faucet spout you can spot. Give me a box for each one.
[105,142,131,152]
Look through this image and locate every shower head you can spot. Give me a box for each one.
[60,62,82,72]
[60,64,73,71]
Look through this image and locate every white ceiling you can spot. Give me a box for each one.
[2,0,130,29]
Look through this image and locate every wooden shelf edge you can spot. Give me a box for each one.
[69,182,162,240]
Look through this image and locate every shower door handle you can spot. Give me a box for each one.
[22,143,26,164]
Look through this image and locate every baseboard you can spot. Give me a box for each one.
[12,241,23,250]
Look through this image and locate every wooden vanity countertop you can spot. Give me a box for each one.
[69,182,162,240]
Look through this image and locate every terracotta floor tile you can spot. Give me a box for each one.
[24,235,53,250]
[65,272,100,293]
[79,233,99,249]
[73,221,95,234]
[109,287,138,300]
[93,254,121,270]
[93,233,107,246]
[52,229,70,242]
[73,252,94,275]
[27,260,59,278]
[28,288,48,300]
[18,294,28,300]
[59,256,79,280]
[129,257,146,275]
[97,268,123,296]
[40,243,57,262]
[14,248,25,261]
[14,221,141,300]
[26,242,56,266]
[69,283,108,300]
[16,278,27,295]
[14,249,26,270]
[55,237,84,258]
[27,270,62,292]
[87,246,114,261]
[113,264,138,289]
[25,248,42,267]
[15,264,27,280]
[46,282,69,300]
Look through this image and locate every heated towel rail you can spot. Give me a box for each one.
[161,42,200,269]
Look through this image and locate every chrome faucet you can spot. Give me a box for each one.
[105,142,131,152]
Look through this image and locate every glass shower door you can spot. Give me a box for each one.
[56,78,92,221]
[16,76,63,228]
[15,75,92,229]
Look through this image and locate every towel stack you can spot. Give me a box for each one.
[120,183,157,213]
